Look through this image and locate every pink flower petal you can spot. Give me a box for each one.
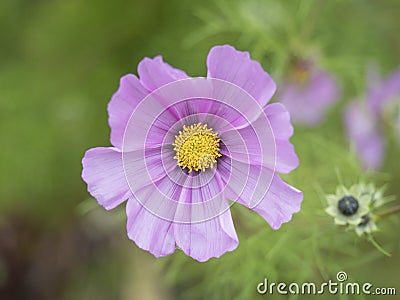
[174,210,239,262]
[249,174,303,230]
[263,103,293,139]
[219,119,275,170]
[217,157,274,208]
[274,140,299,174]
[174,180,238,262]
[127,172,238,262]
[138,56,189,91]
[108,74,149,149]
[81,147,131,210]
[264,103,299,173]
[123,146,178,195]
[207,45,276,107]
[126,197,176,258]
[219,103,298,173]
[217,158,302,229]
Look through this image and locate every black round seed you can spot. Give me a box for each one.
[338,196,359,216]
[358,214,370,227]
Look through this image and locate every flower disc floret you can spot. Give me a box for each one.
[173,123,222,173]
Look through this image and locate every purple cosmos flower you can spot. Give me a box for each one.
[344,67,400,170]
[82,45,302,262]
[279,60,341,127]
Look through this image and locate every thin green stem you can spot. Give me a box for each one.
[377,205,400,218]
[367,234,391,257]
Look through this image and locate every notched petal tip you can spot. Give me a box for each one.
[173,209,239,262]
[249,175,303,231]
[270,189,303,230]
[264,103,295,137]
[126,198,176,258]
[137,55,189,91]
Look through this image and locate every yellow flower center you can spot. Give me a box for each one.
[173,123,222,173]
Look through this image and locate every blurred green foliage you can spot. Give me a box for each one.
[0,0,399,299]
[0,0,210,221]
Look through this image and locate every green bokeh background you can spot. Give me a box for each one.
[0,0,399,299]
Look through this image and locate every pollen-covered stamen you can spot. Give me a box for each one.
[173,123,222,173]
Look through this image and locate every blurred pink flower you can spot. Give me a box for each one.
[344,67,400,170]
[279,60,341,127]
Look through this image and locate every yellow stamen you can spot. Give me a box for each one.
[173,123,222,173]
